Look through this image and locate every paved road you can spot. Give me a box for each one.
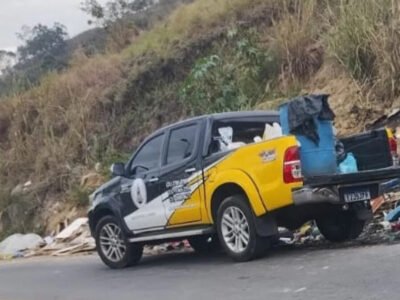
[0,243,399,300]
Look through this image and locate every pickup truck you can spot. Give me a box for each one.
[88,111,400,268]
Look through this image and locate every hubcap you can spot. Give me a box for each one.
[99,223,126,262]
[221,206,250,253]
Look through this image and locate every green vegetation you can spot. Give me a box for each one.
[180,30,278,115]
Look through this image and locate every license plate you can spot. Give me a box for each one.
[343,190,371,203]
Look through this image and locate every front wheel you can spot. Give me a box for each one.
[216,195,270,262]
[95,215,143,269]
[316,211,365,243]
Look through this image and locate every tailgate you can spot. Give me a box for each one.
[304,166,400,187]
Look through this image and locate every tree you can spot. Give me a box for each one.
[0,51,16,75]
[16,23,69,73]
[81,0,154,50]
[0,23,69,97]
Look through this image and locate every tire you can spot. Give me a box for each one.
[316,211,365,243]
[216,195,269,262]
[188,234,220,254]
[95,215,143,269]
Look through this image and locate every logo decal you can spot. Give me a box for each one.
[259,149,276,163]
[131,178,147,208]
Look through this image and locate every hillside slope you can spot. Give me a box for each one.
[0,0,399,236]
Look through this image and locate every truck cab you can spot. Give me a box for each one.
[88,111,400,269]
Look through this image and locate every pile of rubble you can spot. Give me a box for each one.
[0,218,95,260]
[0,217,192,260]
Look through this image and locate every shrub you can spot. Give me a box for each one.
[180,30,277,115]
[326,0,400,99]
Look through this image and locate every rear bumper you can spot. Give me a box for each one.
[292,187,340,206]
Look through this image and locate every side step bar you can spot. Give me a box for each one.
[128,227,214,243]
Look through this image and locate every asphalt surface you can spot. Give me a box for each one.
[0,242,399,300]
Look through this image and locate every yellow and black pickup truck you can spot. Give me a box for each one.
[88,111,400,269]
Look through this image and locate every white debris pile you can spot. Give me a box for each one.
[0,233,44,258]
[25,217,95,257]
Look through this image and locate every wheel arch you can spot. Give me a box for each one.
[209,170,267,224]
[88,206,115,235]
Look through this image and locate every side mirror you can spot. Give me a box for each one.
[131,165,149,175]
[110,162,125,177]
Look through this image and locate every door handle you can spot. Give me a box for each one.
[148,177,159,183]
[185,168,197,174]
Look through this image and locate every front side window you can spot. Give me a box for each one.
[131,134,164,173]
[166,124,198,165]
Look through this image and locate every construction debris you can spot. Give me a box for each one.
[25,218,95,258]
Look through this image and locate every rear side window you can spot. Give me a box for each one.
[166,124,198,165]
[131,134,164,172]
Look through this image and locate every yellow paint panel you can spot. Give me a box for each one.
[167,189,202,225]
[166,135,302,226]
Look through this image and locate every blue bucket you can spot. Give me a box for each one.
[279,103,337,177]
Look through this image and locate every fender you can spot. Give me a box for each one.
[89,194,133,237]
[206,168,267,220]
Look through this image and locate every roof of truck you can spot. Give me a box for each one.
[211,110,279,120]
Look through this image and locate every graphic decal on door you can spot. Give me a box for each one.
[130,178,147,208]
[124,154,232,233]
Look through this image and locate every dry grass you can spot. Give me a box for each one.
[327,0,400,100]
[1,53,123,191]
[124,0,282,59]
[268,0,324,83]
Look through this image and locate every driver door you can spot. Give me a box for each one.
[121,133,168,233]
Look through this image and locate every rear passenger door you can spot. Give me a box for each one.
[159,122,203,226]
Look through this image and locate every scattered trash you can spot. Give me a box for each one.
[385,205,400,222]
[371,196,385,214]
[263,123,282,140]
[338,153,358,174]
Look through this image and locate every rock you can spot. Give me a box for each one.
[10,184,23,197]
[0,233,43,256]
[94,162,102,173]
[10,181,32,196]
[23,181,32,191]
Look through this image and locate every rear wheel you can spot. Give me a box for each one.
[188,234,220,254]
[316,211,365,243]
[216,195,270,262]
[95,215,143,269]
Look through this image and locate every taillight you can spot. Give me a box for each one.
[283,146,303,183]
[389,136,399,166]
